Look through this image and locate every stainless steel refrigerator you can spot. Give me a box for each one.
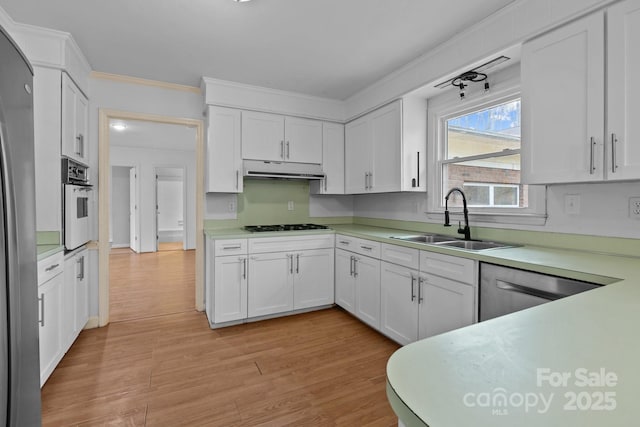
[0,26,43,426]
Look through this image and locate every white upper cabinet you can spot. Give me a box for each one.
[523,0,640,184]
[242,111,285,162]
[344,99,426,194]
[607,0,640,180]
[241,111,323,164]
[311,122,345,195]
[522,12,605,184]
[284,116,323,164]
[33,67,62,233]
[61,73,89,165]
[206,106,243,193]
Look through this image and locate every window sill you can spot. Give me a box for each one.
[425,211,548,226]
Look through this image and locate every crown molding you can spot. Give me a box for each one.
[92,71,202,94]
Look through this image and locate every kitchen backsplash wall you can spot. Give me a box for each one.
[204,179,354,227]
[353,181,640,240]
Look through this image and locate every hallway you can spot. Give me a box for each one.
[109,248,195,322]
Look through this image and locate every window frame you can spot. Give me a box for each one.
[426,80,547,225]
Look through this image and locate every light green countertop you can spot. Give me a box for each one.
[208,223,640,425]
[37,244,64,261]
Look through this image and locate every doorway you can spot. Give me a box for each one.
[155,167,186,252]
[99,110,204,326]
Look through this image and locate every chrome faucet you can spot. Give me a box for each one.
[444,187,471,240]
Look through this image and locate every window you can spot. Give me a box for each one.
[427,80,546,224]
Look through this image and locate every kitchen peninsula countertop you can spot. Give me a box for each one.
[37,244,64,261]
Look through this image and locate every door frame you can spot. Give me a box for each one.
[98,109,205,327]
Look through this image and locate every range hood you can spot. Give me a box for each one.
[243,160,325,180]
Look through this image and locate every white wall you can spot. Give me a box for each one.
[110,166,131,247]
[111,146,195,252]
[157,174,184,240]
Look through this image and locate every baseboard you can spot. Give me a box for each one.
[111,243,130,249]
[83,316,100,330]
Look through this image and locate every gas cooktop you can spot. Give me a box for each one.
[244,224,330,233]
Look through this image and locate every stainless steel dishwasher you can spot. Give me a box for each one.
[479,263,601,321]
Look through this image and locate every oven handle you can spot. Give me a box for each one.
[495,280,564,301]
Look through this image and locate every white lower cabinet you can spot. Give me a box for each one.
[206,235,334,327]
[213,256,248,323]
[294,249,334,310]
[335,237,381,330]
[353,255,381,330]
[38,268,63,386]
[418,274,475,339]
[380,261,419,345]
[335,248,356,314]
[248,252,294,317]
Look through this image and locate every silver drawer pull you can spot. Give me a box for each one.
[45,263,59,272]
[38,293,45,327]
[222,245,242,250]
[361,246,373,251]
[339,240,350,245]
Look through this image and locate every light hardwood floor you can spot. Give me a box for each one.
[41,250,400,426]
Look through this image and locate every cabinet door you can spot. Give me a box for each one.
[39,274,63,386]
[293,248,334,310]
[284,116,323,164]
[33,67,62,233]
[248,253,293,317]
[214,256,248,323]
[74,251,89,334]
[418,274,474,340]
[207,106,243,192]
[354,255,381,330]
[241,111,285,162]
[522,12,605,184]
[335,249,356,314]
[311,122,345,195]
[61,73,88,165]
[607,0,640,180]
[62,256,76,350]
[380,261,418,345]
[344,117,370,194]
[370,100,402,193]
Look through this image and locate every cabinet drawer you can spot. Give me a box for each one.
[336,235,381,258]
[214,239,247,256]
[38,252,64,286]
[336,234,358,251]
[249,234,335,254]
[381,243,419,269]
[420,251,477,285]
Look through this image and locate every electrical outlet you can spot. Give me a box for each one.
[630,197,640,219]
[564,194,580,215]
[287,201,294,211]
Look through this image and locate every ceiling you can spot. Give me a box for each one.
[0,0,515,100]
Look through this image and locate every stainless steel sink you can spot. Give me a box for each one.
[434,240,516,251]
[390,234,456,244]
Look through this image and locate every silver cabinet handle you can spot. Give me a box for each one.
[286,141,290,159]
[45,263,59,272]
[222,245,242,250]
[38,293,45,327]
[368,172,373,190]
[324,176,328,192]
[76,134,84,157]
[289,254,293,274]
[360,245,373,251]
[239,257,247,279]
[339,240,350,245]
[236,170,239,189]
[296,253,300,274]
[611,133,618,173]
[77,256,85,280]
[416,151,420,187]
[410,274,416,302]
[418,277,424,304]
[590,137,596,174]
[353,258,358,277]
[280,140,285,159]
[349,255,354,276]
